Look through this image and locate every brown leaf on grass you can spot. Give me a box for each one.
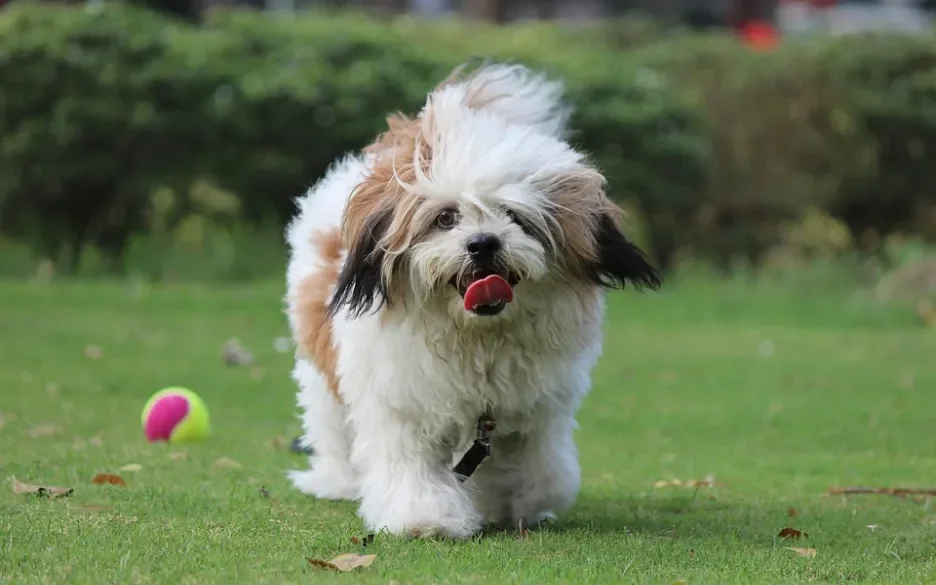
[221,338,253,366]
[212,457,243,470]
[655,475,723,489]
[778,527,808,539]
[119,463,142,472]
[687,475,723,488]
[91,473,127,487]
[307,553,376,572]
[785,547,816,558]
[259,486,271,499]
[787,507,797,518]
[28,423,61,438]
[83,345,103,360]
[266,436,287,450]
[74,504,109,513]
[11,477,73,497]
[828,486,936,497]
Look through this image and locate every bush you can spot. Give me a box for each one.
[0,2,706,274]
[3,2,936,279]
[815,33,936,245]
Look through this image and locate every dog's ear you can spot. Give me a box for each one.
[547,167,662,291]
[327,206,393,318]
[584,209,662,291]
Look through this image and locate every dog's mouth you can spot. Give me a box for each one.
[451,271,520,316]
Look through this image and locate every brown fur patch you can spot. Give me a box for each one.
[545,167,622,278]
[344,111,447,304]
[294,229,343,401]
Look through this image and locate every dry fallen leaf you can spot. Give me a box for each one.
[28,423,61,438]
[266,436,287,450]
[213,457,243,470]
[119,464,143,472]
[169,451,188,461]
[11,477,73,497]
[787,507,797,518]
[307,553,376,572]
[84,345,103,360]
[91,473,127,487]
[778,527,808,539]
[74,504,109,513]
[221,338,253,366]
[785,547,816,558]
[687,475,722,488]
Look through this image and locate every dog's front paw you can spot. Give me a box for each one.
[288,457,358,501]
[360,486,481,539]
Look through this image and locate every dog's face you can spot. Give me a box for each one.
[328,65,661,323]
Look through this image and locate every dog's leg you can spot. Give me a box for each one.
[472,412,581,530]
[287,360,358,500]
[350,406,482,539]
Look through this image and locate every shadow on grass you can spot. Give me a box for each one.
[496,493,816,543]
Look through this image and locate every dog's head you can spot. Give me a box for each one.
[328,63,661,323]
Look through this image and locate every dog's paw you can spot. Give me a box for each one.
[360,489,481,540]
[288,461,357,501]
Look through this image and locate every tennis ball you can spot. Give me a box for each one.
[141,387,210,444]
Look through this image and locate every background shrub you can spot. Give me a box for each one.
[2,2,936,279]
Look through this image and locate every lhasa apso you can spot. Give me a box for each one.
[285,62,661,538]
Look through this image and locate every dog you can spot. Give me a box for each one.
[284,62,662,539]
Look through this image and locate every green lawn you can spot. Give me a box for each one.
[1,275,935,584]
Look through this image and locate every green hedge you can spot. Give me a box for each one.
[0,3,705,273]
[1,2,935,276]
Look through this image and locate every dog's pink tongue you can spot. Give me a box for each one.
[463,274,513,310]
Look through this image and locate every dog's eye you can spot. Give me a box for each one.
[505,208,523,225]
[435,208,458,230]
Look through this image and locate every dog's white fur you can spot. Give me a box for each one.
[284,63,659,538]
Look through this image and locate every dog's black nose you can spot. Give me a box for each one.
[466,233,501,258]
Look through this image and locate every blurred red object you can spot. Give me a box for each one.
[740,20,780,51]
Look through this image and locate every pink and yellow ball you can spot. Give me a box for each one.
[141,387,210,444]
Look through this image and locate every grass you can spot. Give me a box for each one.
[1,273,935,584]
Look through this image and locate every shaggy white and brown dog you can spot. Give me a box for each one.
[284,63,661,539]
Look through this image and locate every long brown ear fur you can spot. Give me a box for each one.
[548,168,662,291]
[328,113,435,318]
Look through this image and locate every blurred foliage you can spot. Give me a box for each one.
[1,2,935,278]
